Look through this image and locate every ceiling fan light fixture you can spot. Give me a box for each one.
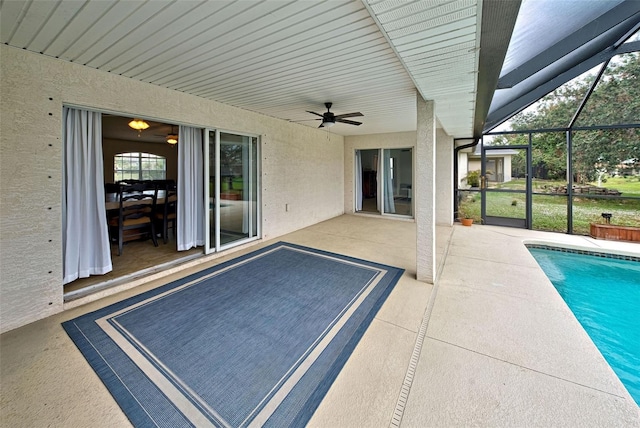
[166,135,178,145]
[128,118,150,131]
[308,102,362,128]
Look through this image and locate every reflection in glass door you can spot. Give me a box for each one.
[208,130,259,252]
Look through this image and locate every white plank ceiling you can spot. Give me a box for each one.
[1,0,482,137]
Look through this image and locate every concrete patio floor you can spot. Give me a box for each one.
[1,215,639,427]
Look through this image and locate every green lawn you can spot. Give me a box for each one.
[458,176,640,234]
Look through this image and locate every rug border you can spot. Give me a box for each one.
[289,260,404,427]
[62,242,405,427]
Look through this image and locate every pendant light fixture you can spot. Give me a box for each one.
[128,118,150,137]
[128,118,150,131]
[166,125,178,145]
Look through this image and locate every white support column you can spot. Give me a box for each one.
[416,95,436,283]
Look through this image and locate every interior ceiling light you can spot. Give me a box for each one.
[166,125,178,145]
[128,118,150,131]
[321,120,336,128]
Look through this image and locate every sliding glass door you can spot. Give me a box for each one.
[355,148,412,217]
[207,130,259,253]
[383,148,412,216]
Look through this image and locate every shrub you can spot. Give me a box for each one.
[463,170,481,188]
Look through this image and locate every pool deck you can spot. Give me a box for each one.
[1,215,639,427]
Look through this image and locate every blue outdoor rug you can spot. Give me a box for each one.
[63,242,404,427]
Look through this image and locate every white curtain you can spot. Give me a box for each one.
[383,150,396,214]
[177,126,205,251]
[62,108,112,284]
[355,150,363,211]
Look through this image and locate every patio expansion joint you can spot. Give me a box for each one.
[388,227,453,428]
[425,336,630,401]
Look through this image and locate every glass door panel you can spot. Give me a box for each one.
[250,137,258,236]
[383,148,412,216]
[357,149,380,213]
[219,132,257,247]
[207,130,259,252]
[482,146,529,228]
[207,130,218,252]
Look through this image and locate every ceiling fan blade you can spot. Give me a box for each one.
[318,123,325,128]
[289,120,322,123]
[334,112,363,119]
[336,118,362,126]
[306,111,324,117]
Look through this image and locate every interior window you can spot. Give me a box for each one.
[114,152,166,181]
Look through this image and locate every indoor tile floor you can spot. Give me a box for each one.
[1,215,639,427]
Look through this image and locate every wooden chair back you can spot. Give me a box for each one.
[109,181,158,255]
[153,180,177,244]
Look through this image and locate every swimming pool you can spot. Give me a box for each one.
[528,245,640,407]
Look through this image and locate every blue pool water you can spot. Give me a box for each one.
[528,247,640,406]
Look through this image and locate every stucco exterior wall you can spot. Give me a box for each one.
[435,128,453,225]
[457,150,470,187]
[504,155,513,182]
[468,158,481,175]
[0,45,344,333]
[343,132,416,214]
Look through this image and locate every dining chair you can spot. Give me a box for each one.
[109,182,158,255]
[154,179,177,244]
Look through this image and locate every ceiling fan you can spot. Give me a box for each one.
[155,125,178,145]
[306,102,363,128]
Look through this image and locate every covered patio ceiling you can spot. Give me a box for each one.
[0,0,519,138]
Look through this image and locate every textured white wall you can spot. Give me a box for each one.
[436,128,453,225]
[343,132,416,214]
[0,46,344,333]
[457,150,473,188]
